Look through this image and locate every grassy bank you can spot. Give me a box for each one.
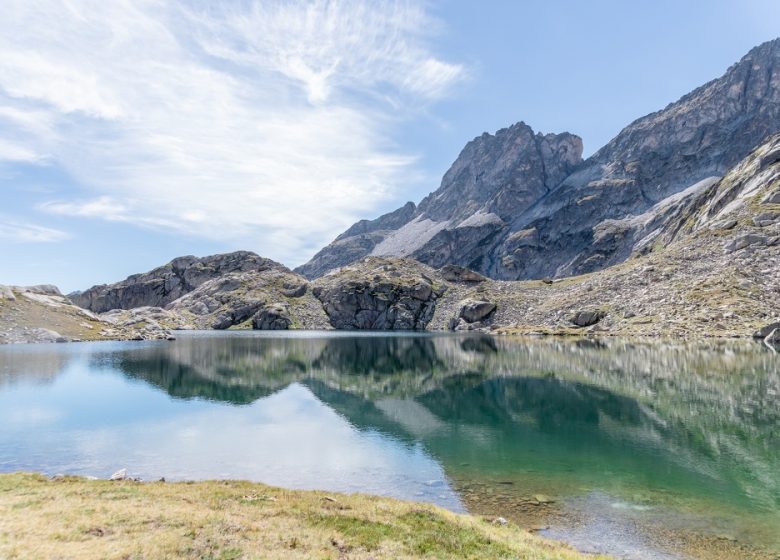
[0,473,600,559]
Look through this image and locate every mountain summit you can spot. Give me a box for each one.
[297,38,780,280]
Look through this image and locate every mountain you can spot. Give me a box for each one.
[297,38,780,280]
[58,131,780,341]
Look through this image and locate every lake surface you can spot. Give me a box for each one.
[1,331,778,559]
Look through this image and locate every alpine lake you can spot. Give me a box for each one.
[1,331,778,559]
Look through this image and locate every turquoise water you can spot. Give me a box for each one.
[0,332,778,559]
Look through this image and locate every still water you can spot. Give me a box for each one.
[0,331,778,559]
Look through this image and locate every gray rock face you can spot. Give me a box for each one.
[458,299,497,323]
[313,258,443,330]
[72,251,286,313]
[298,38,780,281]
[251,303,292,330]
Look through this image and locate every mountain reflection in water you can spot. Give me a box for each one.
[0,331,778,559]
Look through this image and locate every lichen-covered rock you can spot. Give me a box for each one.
[313,258,443,330]
[458,299,496,323]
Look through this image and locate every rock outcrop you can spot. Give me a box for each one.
[298,38,780,282]
[312,258,445,330]
[166,269,329,330]
[0,285,172,344]
[71,251,286,313]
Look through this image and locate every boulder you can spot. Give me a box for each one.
[458,299,497,323]
[724,234,767,253]
[753,212,779,227]
[753,321,780,338]
[280,281,308,298]
[0,285,16,301]
[765,328,780,345]
[759,147,780,170]
[25,284,62,296]
[439,265,487,284]
[762,189,780,205]
[251,303,292,330]
[110,469,128,481]
[570,310,606,327]
[209,301,264,330]
[30,328,69,343]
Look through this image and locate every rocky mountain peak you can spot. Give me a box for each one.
[296,122,582,278]
[417,122,583,223]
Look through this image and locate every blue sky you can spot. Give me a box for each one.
[1,0,778,293]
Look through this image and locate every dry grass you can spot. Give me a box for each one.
[0,291,107,342]
[0,473,602,560]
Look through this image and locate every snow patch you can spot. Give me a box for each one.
[456,211,504,229]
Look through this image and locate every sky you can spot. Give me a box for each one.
[1,0,778,293]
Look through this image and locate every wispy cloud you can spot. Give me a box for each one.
[0,0,464,265]
[0,218,70,243]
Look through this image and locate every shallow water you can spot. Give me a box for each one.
[1,331,778,559]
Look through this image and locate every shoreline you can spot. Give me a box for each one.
[0,472,600,560]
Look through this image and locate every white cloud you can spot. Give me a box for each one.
[0,0,464,265]
[0,218,70,243]
[0,139,43,163]
[39,196,131,222]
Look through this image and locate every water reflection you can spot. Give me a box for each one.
[0,332,778,558]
